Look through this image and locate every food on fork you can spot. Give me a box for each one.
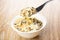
[20,7,36,17]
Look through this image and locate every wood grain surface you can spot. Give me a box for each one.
[0,0,60,40]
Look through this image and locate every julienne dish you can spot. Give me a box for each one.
[11,7,47,38]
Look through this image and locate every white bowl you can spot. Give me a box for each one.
[11,13,47,38]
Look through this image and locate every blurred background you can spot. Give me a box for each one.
[0,0,60,40]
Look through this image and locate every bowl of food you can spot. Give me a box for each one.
[11,13,47,38]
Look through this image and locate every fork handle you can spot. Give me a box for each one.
[36,0,52,12]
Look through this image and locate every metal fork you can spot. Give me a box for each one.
[36,0,52,12]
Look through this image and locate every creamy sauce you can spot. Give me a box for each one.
[14,7,42,32]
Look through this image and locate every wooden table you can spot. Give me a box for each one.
[0,0,60,40]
